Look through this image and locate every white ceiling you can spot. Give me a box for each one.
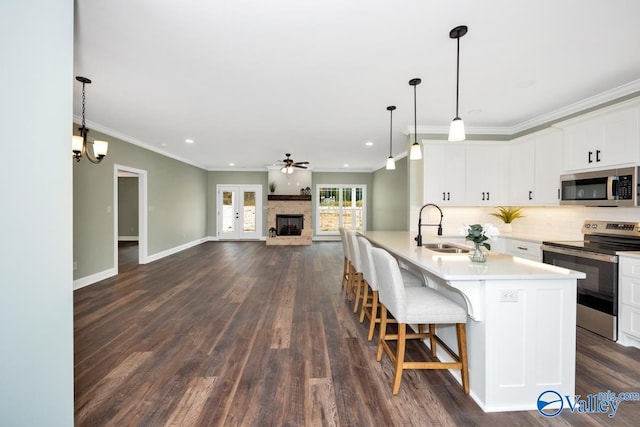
[73,0,640,172]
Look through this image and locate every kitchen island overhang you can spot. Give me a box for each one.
[360,231,585,413]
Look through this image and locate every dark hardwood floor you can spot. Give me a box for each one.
[75,241,640,426]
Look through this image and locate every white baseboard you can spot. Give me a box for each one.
[207,236,219,241]
[73,267,117,290]
[145,237,208,263]
[118,235,139,241]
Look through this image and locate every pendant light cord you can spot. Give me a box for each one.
[455,36,460,118]
[413,84,417,144]
[389,107,393,156]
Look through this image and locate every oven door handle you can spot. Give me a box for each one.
[541,244,618,263]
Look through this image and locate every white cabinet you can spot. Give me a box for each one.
[423,142,466,205]
[508,129,562,205]
[503,238,542,262]
[465,143,507,205]
[559,104,639,172]
[618,255,640,349]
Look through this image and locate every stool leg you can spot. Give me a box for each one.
[376,305,387,361]
[429,324,437,357]
[457,323,470,394]
[359,280,369,323]
[392,323,407,395]
[352,272,362,313]
[341,256,348,291]
[367,290,378,341]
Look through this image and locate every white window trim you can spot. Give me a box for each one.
[315,184,366,235]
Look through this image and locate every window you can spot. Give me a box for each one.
[316,185,366,234]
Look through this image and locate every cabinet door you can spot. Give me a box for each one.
[424,143,466,205]
[533,130,563,205]
[562,119,603,171]
[508,139,535,205]
[465,143,507,205]
[602,108,640,168]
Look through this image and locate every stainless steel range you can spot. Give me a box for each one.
[541,220,640,341]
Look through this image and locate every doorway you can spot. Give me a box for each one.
[114,164,148,273]
[217,184,262,240]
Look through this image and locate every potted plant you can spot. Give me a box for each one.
[489,206,524,233]
[269,181,276,194]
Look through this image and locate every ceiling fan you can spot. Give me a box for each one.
[279,153,309,174]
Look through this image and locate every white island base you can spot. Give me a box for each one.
[361,232,584,412]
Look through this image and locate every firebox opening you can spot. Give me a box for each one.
[276,214,304,236]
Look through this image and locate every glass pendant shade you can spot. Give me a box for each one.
[448,117,465,142]
[93,140,109,158]
[72,135,83,153]
[410,141,422,160]
[386,156,396,170]
[287,166,294,174]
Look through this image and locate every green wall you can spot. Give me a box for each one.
[372,156,409,230]
[118,177,139,238]
[207,171,269,237]
[73,127,208,279]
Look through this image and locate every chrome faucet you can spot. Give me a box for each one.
[415,203,443,246]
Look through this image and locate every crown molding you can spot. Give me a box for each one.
[73,116,208,170]
[405,79,640,137]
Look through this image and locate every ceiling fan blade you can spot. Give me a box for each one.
[293,161,309,165]
[294,165,308,169]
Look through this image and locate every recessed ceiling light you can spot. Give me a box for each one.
[228,162,235,166]
[365,141,373,146]
[160,143,167,147]
[344,164,349,167]
[185,139,194,144]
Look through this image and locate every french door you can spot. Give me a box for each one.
[217,185,262,240]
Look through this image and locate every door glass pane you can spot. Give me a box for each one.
[243,191,256,232]
[319,187,339,232]
[222,191,235,232]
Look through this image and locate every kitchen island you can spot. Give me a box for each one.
[361,231,585,413]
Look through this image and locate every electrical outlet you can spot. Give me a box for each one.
[500,290,518,302]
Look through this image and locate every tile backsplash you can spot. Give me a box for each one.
[414,205,640,241]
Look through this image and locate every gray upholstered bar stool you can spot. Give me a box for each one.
[357,236,428,341]
[371,247,469,395]
[345,230,365,312]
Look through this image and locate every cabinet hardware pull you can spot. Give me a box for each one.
[558,188,560,199]
[447,192,450,201]
[529,191,533,200]
[487,191,490,201]
[596,150,601,162]
[482,192,485,201]
[588,151,593,163]
[516,246,528,251]
[443,192,446,201]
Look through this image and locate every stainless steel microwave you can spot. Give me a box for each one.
[560,167,639,207]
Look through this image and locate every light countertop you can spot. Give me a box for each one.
[360,231,585,282]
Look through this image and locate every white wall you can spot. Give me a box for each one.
[0,1,74,425]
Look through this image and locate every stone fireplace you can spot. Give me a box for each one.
[266,195,312,246]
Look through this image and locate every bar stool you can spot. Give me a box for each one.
[371,247,469,395]
[357,236,428,341]
[345,230,365,312]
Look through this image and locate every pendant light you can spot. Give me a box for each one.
[72,76,108,163]
[448,25,468,142]
[409,78,422,160]
[385,105,396,170]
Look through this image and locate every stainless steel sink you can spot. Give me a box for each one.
[423,243,469,253]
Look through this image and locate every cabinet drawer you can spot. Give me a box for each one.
[621,257,640,279]
[505,239,542,261]
[621,275,640,308]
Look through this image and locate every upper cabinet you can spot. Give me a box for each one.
[465,143,507,205]
[423,141,507,206]
[557,102,640,172]
[508,129,563,205]
[424,142,466,205]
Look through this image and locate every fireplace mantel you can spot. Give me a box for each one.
[267,195,311,201]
